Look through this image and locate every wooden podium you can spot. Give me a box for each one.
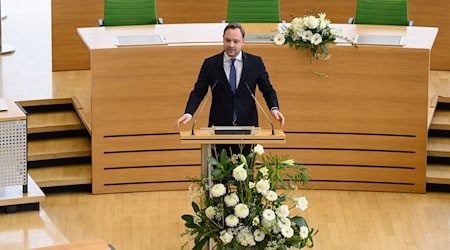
[180,127,286,178]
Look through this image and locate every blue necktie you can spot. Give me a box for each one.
[229,59,237,123]
[229,59,236,93]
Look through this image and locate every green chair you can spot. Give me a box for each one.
[348,0,413,26]
[99,0,163,26]
[226,0,281,23]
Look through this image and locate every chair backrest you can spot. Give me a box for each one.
[103,0,158,26]
[354,0,410,26]
[226,0,280,23]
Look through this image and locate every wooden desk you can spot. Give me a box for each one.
[78,23,437,194]
[53,0,449,71]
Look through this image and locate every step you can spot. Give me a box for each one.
[28,136,91,162]
[28,164,91,187]
[27,109,85,134]
[427,136,450,157]
[18,98,73,108]
[23,97,94,136]
[430,103,450,131]
[438,96,450,104]
[427,163,450,185]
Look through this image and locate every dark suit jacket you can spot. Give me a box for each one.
[184,51,279,127]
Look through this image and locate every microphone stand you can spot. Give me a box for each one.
[191,81,218,135]
[245,82,275,135]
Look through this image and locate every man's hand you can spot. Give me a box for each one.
[175,114,192,128]
[271,109,285,127]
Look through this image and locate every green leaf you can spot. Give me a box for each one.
[192,202,200,213]
[181,214,194,223]
[291,216,308,228]
[184,222,199,229]
[211,168,223,179]
[208,156,218,165]
[193,237,209,250]
[219,149,228,161]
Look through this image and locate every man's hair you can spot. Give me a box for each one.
[223,23,245,38]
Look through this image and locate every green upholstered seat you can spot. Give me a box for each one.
[226,0,281,23]
[100,0,161,26]
[352,0,412,26]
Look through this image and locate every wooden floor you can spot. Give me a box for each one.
[0,0,449,249]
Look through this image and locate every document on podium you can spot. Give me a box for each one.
[354,35,405,46]
[116,34,166,47]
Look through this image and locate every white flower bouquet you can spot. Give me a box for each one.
[181,144,317,249]
[274,11,341,59]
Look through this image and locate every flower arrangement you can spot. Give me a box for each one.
[274,11,341,60]
[181,144,317,250]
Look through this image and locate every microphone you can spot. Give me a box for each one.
[245,82,275,135]
[191,80,218,135]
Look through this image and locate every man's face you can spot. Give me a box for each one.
[223,28,245,58]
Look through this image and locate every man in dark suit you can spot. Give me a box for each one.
[175,23,285,155]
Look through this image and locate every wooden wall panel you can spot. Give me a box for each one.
[51,0,103,71]
[409,0,450,70]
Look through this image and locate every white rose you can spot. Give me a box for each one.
[262,209,276,221]
[220,230,234,244]
[256,179,270,195]
[234,203,249,219]
[294,196,308,211]
[224,192,239,207]
[253,144,264,155]
[232,163,247,181]
[275,204,290,218]
[253,229,265,242]
[236,228,256,246]
[281,226,294,238]
[265,190,278,202]
[304,15,319,29]
[211,183,226,197]
[249,181,255,188]
[205,206,216,219]
[273,33,285,46]
[300,226,309,239]
[277,216,291,229]
[291,17,304,34]
[225,214,239,227]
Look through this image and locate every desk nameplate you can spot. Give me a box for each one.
[116,34,166,47]
[354,34,405,46]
